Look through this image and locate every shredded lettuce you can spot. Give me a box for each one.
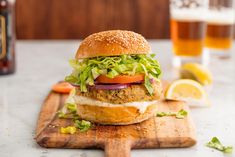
[66,103,77,114]
[57,88,92,133]
[206,137,233,153]
[65,54,161,95]
[57,111,68,118]
[57,103,77,119]
[57,88,77,118]
[74,120,92,132]
[144,75,154,95]
[156,109,188,119]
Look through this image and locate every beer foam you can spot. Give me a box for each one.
[207,9,235,25]
[171,8,207,21]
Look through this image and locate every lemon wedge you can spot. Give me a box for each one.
[165,79,210,107]
[180,63,213,86]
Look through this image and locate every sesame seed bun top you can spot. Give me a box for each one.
[75,30,150,59]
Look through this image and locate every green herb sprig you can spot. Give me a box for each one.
[156,109,188,119]
[206,137,233,153]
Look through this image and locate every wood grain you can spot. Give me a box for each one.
[35,91,196,157]
[15,0,170,39]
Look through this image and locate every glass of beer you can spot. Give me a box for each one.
[205,0,234,58]
[170,0,208,66]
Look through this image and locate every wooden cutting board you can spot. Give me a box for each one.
[35,92,196,157]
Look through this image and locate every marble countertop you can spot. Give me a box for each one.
[0,40,234,157]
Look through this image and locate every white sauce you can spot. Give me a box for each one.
[73,95,158,113]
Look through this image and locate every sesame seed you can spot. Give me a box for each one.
[80,30,149,51]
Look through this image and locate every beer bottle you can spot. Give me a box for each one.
[0,0,15,75]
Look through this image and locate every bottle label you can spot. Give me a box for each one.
[0,15,6,60]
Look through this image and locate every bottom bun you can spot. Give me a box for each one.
[76,102,158,125]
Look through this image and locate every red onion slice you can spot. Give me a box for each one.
[89,84,130,90]
[150,78,155,83]
[70,83,130,90]
[70,78,157,91]
[70,83,80,87]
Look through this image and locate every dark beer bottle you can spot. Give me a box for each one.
[0,0,15,75]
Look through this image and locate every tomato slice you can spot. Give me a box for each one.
[96,74,144,84]
[52,82,73,93]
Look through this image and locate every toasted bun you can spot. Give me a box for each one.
[76,30,150,59]
[76,102,158,125]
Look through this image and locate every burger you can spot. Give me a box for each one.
[65,30,162,125]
